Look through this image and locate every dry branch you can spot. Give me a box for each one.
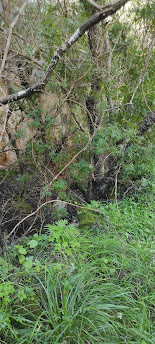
[7,199,110,239]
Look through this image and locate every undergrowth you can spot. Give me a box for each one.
[0,195,154,343]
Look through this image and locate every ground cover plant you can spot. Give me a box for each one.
[0,194,154,343]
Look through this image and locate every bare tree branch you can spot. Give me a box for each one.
[7,199,110,239]
[0,0,130,107]
[0,0,29,78]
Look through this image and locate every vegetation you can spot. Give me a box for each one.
[0,0,154,342]
[0,195,154,343]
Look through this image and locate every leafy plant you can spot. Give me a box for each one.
[1,195,154,343]
[46,220,80,256]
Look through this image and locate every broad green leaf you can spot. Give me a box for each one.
[28,239,38,248]
[15,245,27,255]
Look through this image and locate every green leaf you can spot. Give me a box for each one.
[23,256,33,270]
[28,239,39,248]
[15,245,27,255]
[19,255,25,264]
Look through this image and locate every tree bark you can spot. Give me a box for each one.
[138,112,155,135]
[85,0,103,200]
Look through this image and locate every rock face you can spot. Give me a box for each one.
[0,81,36,168]
[0,81,17,168]
[0,54,73,169]
[0,131,17,168]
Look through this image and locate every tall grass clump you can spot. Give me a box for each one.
[0,195,154,343]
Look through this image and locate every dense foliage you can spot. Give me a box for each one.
[0,1,154,226]
[0,1,154,342]
[0,195,154,343]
